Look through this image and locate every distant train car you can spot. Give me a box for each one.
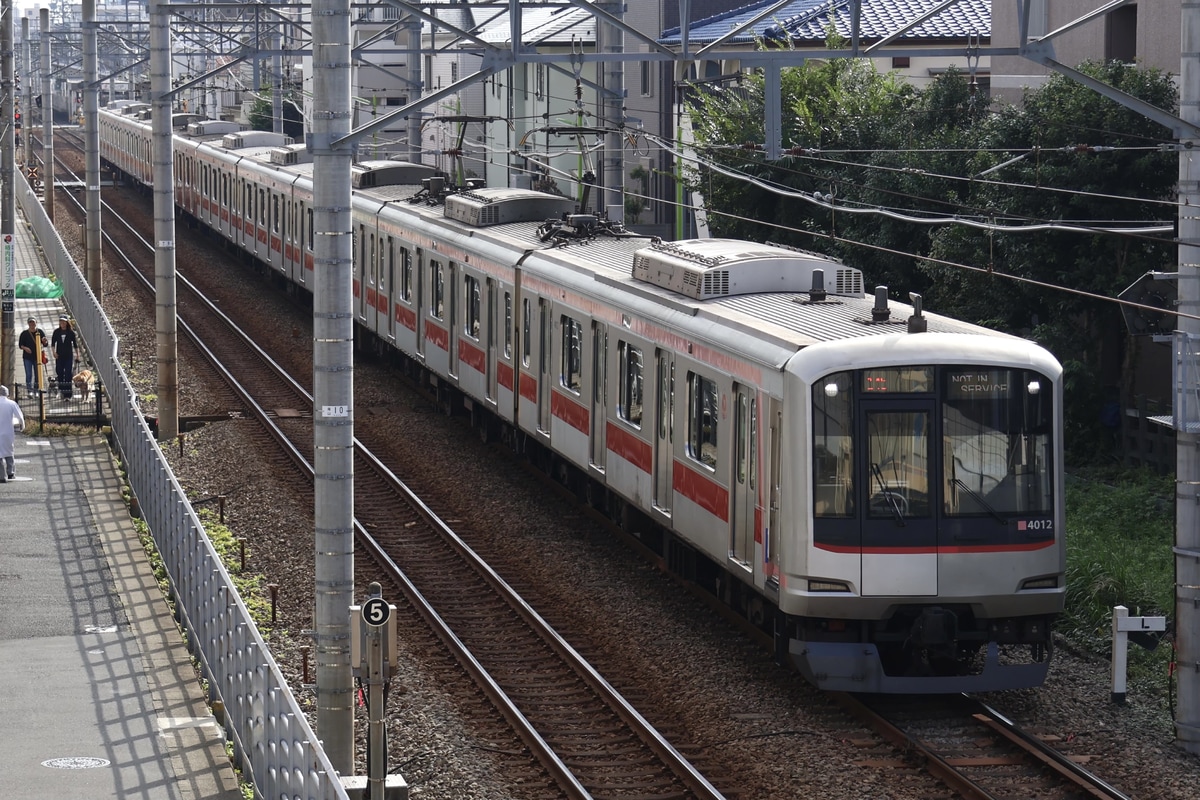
[98,106,1066,693]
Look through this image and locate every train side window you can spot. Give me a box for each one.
[259,188,266,226]
[306,207,313,250]
[687,372,718,469]
[273,194,280,234]
[812,372,854,517]
[400,247,412,301]
[465,275,481,339]
[431,261,444,319]
[617,341,643,427]
[503,292,513,358]
[560,315,583,394]
[522,298,532,367]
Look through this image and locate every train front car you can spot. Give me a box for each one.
[784,333,1064,693]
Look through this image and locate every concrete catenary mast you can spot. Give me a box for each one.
[311,0,356,775]
[149,0,178,440]
[83,0,102,297]
[38,8,51,222]
[1175,0,1200,756]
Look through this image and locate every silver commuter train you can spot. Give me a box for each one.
[98,105,1066,693]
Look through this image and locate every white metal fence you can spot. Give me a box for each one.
[18,177,349,800]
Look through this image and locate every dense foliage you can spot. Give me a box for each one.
[1064,470,1174,683]
[687,59,1179,463]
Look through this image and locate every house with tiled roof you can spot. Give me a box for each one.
[659,0,991,92]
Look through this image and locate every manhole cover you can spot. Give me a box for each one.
[42,757,110,769]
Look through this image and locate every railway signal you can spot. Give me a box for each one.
[348,583,405,799]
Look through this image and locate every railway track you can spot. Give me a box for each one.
[835,692,1133,799]
[46,130,1147,800]
[50,129,733,800]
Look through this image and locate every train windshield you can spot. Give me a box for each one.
[812,366,1055,524]
[942,368,1053,516]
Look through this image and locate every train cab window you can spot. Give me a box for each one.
[399,247,412,301]
[617,341,643,426]
[812,372,854,517]
[561,315,583,394]
[431,261,445,319]
[522,298,532,367]
[942,368,1054,518]
[465,275,481,339]
[503,292,513,358]
[687,373,718,469]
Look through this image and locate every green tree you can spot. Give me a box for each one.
[921,63,1177,458]
[247,89,273,131]
[688,58,1178,463]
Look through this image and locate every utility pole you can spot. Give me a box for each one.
[311,0,356,776]
[1176,0,1200,756]
[149,0,178,440]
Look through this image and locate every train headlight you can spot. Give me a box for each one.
[1027,380,1041,395]
[1020,576,1058,590]
[808,579,850,592]
[823,381,839,398]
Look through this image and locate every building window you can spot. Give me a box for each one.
[891,56,910,69]
[1106,6,1137,63]
[640,59,653,97]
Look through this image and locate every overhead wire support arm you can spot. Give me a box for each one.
[695,0,796,58]
[560,0,675,58]
[333,66,500,149]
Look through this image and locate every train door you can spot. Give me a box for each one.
[653,349,674,515]
[416,249,427,360]
[538,298,551,433]
[590,321,607,472]
[447,262,459,378]
[730,386,755,570]
[486,278,497,400]
[383,236,395,341]
[765,398,782,576]
[859,397,937,596]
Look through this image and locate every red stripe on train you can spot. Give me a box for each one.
[673,461,729,523]
[606,422,652,473]
[551,391,589,434]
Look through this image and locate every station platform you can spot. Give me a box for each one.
[0,206,241,798]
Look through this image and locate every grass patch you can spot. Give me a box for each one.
[1063,468,1175,687]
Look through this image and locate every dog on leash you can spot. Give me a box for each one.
[73,369,94,402]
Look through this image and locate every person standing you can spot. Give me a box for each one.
[17,317,47,394]
[51,315,80,400]
[0,386,25,481]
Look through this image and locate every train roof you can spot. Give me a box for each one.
[100,106,1021,358]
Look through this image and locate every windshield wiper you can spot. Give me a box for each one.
[952,477,1006,525]
[871,462,906,526]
